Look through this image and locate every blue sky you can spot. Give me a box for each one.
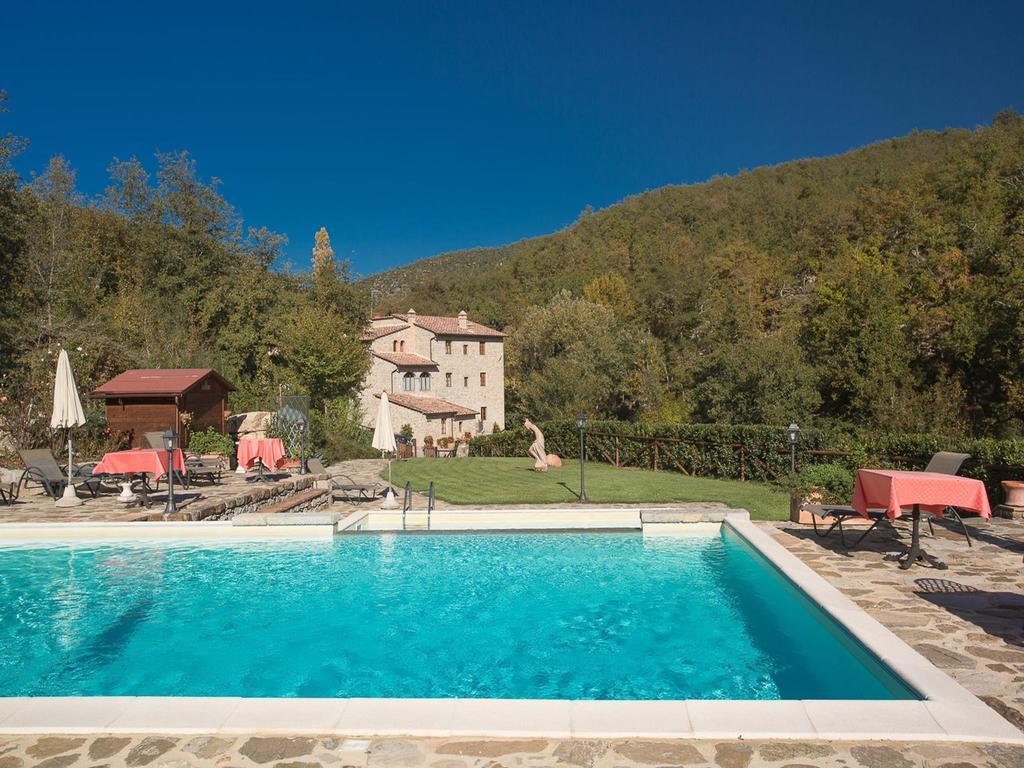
[3,1,1023,276]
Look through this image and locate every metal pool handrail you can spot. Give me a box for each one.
[427,481,435,530]
[402,481,412,529]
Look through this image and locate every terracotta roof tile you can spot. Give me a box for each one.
[372,351,438,368]
[359,324,408,341]
[91,369,236,397]
[392,314,503,338]
[378,393,478,417]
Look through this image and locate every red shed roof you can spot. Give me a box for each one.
[90,369,236,398]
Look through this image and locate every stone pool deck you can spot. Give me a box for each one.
[0,471,328,523]
[769,514,1024,734]
[1,734,1021,768]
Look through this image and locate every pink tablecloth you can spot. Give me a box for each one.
[237,438,286,470]
[852,469,992,520]
[92,448,185,477]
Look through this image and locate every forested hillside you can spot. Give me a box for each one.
[3,88,1023,449]
[368,112,1024,437]
[0,92,371,456]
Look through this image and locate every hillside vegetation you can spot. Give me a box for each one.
[0,92,372,458]
[368,112,1024,437]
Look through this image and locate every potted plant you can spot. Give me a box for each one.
[782,462,855,524]
[187,427,235,466]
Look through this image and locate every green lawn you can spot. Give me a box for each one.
[385,457,789,520]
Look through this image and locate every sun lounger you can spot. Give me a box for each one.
[807,451,972,549]
[17,448,103,500]
[307,457,382,501]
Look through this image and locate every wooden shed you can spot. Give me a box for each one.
[90,369,235,448]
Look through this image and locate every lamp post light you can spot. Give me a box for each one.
[577,411,587,502]
[162,428,179,517]
[787,422,800,474]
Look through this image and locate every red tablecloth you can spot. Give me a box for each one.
[237,438,286,470]
[92,449,185,477]
[852,469,992,520]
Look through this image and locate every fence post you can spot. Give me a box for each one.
[740,443,745,482]
[615,436,620,467]
[653,439,659,471]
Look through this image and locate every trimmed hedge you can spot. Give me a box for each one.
[470,420,1024,502]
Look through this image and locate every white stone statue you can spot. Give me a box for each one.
[524,419,548,472]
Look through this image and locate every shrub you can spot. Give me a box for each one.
[188,427,235,455]
[779,462,855,505]
[400,423,414,440]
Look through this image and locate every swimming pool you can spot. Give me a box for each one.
[0,527,912,700]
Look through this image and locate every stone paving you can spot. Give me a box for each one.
[2,734,1023,768]
[0,470,322,523]
[767,514,1024,733]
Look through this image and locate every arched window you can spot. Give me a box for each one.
[403,373,415,391]
[419,373,430,391]
[392,340,398,352]
[400,340,406,351]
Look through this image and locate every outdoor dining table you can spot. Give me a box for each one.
[92,448,186,505]
[236,438,286,481]
[851,468,992,569]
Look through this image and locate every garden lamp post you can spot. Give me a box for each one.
[577,412,587,502]
[787,422,800,473]
[162,428,179,517]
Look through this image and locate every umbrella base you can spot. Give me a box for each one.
[54,486,84,507]
[380,489,399,510]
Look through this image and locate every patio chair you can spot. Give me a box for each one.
[808,451,972,549]
[307,457,382,501]
[142,431,193,490]
[17,448,103,500]
[185,454,225,485]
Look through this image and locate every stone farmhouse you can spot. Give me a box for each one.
[359,310,505,449]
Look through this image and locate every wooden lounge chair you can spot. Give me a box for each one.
[17,448,103,500]
[808,452,972,549]
[185,455,224,485]
[307,457,382,501]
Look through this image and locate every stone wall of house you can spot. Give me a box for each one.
[360,313,506,446]
[433,335,505,435]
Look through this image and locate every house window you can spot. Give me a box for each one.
[479,341,485,355]
[481,406,487,421]
[400,340,405,351]
[445,340,452,354]
[463,376,469,387]
[419,373,430,391]
[479,372,487,386]
[403,373,415,391]
[393,340,398,352]
[440,418,447,435]
[463,344,468,355]
[445,372,452,387]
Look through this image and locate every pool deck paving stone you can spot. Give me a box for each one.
[1,735,1023,768]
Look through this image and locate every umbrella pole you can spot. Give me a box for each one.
[55,432,83,507]
[381,451,399,510]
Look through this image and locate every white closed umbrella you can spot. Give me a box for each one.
[372,390,399,509]
[50,348,87,507]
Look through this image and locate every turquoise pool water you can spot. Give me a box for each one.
[0,529,914,699]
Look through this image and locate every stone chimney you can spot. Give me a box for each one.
[407,309,417,325]
[458,310,468,329]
